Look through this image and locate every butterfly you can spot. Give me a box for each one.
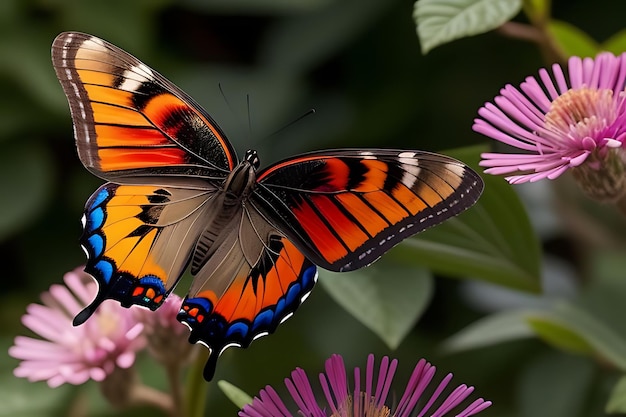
[51,31,484,381]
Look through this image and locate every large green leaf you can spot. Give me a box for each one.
[399,145,541,292]
[414,0,522,54]
[527,304,626,371]
[319,252,433,350]
[442,309,535,353]
[547,20,600,58]
[602,29,626,55]
[607,375,626,414]
[524,252,626,373]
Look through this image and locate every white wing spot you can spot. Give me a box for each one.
[359,151,377,160]
[445,162,465,177]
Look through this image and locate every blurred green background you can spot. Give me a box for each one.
[2,0,626,416]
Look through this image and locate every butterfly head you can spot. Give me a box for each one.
[244,149,260,170]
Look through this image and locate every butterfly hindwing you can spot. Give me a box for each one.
[253,149,484,272]
[75,179,217,325]
[177,205,317,380]
[51,32,237,181]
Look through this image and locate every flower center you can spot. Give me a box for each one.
[331,393,391,417]
[96,305,122,338]
[544,87,616,140]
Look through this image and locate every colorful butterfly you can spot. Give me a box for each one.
[52,31,484,381]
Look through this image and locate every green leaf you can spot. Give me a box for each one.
[518,351,595,417]
[602,29,626,55]
[547,20,600,58]
[442,309,535,353]
[319,253,433,349]
[607,375,626,414]
[399,145,541,292]
[527,305,626,371]
[414,0,522,54]
[218,380,253,409]
[0,141,54,241]
[522,0,551,25]
[526,311,595,356]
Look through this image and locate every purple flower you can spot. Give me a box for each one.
[9,267,146,387]
[473,52,626,195]
[239,354,491,417]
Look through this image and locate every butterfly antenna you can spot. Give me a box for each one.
[218,82,237,117]
[246,93,253,142]
[267,108,316,138]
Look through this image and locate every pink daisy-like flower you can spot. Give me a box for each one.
[9,267,146,388]
[133,292,197,366]
[474,52,626,195]
[239,354,491,417]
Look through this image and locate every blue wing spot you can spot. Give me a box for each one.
[87,234,104,258]
[285,283,302,306]
[182,297,214,315]
[94,259,113,283]
[90,188,110,209]
[251,309,275,331]
[88,207,105,230]
[138,275,166,294]
[302,266,316,286]
[274,298,286,317]
[226,321,249,338]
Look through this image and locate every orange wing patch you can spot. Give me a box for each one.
[177,235,317,380]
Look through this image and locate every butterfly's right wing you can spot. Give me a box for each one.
[253,149,483,272]
[76,178,216,325]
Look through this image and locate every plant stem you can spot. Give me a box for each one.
[166,362,185,417]
[184,349,210,417]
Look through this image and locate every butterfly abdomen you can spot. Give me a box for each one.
[191,159,258,274]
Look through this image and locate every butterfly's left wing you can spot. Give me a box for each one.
[75,179,217,325]
[252,149,484,272]
[51,31,238,182]
[177,206,317,381]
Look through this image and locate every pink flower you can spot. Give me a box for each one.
[474,52,626,189]
[133,293,197,366]
[239,354,491,417]
[9,267,146,387]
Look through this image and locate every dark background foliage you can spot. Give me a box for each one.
[2,0,626,416]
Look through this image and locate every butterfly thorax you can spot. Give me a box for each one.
[190,153,259,274]
[222,152,258,201]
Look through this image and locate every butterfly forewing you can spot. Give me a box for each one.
[51,32,237,181]
[253,149,483,272]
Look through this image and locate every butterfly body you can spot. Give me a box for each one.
[52,31,484,381]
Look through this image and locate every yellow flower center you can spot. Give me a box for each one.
[96,305,122,338]
[329,393,391,417]
[544,87,615,137]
